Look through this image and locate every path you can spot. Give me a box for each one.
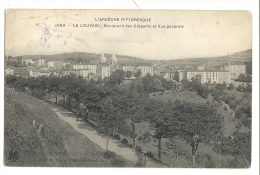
[42,102,139,163]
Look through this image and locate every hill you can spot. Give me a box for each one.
[165,49,252,66]
[11,49,252,66]
[14,52,144,64]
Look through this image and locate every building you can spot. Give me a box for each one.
[29,70,52,77]
[78,69,91,78]
[37,66,48,71]
[22,59,34,66]
[100,53,106,63]
[110,53,117,67]
[37,59,46,66]
[30,70,40,77]
[72,63,97,74]
[5,67,14,75]
[177,70,187,82]
[88,73,99,81]
[54,60,63,70]
[186,68,231,84]
[136,63,154,77]
[120,63,137,73]
[119,63,154,77]
[47,61,55,68]
[97,63,110,79]
[62,70,80,77]
[222,62,246,80]
[39,70,51,77]
[159,70,177,80]
[63,61,70,67]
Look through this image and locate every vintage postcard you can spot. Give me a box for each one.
[4,9,252,168]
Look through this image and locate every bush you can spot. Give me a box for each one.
[111,158,126,167]
[135,145,142,152]
[113,134,121,140]
[57,99,64,105]
[122,138,128,144]
[241,117,251,128]
[137,135,143,140]
[135,161,145,167]
[144,151,154,159]
[227,83,235,90]
[103,150,116,159]
[213,95,220,102]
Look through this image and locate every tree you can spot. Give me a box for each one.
[181,78,190,90]
[237,74,251,82]
[215,82,227,92]
[173,72,179,81]
[191,76,200,91]
[152,78,164,93]
[245,61,252,75]
[134,69,142,78]
[109,69,125,85]
[5,75,17,88]
[213,131,251,167]
[142,73,154,93]
[47,76,60,103]
[144,99,179,161]
[171,102,225,167]
[125,70,132,78]
[159,77,175,91]
[110,83,149,147]
[227,83,235,90]
[166,137,183,162]
[98,98,117,151]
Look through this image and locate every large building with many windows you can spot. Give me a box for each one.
[186,68,231,84]
[136,63,154,77]
[54,60,64,70]
[37,59,46,67]
[119,63,153,77]
[72,63,97,74]
[222,62,246,80]
[120,63,137,73]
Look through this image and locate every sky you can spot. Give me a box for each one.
[5,10,252,60]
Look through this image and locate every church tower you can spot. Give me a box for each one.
[111,53,117,66]
[100,53,106,63]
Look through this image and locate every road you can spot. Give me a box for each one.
[42,101,139,163]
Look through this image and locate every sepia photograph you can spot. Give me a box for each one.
[3,9,256,169]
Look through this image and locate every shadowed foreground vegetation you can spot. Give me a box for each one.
[4,87,134,167]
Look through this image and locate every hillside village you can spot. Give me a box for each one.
[4,50,251,85]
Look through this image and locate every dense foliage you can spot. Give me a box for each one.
[4,72,251,168]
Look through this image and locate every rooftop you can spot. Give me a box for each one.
[186,68,229,72]
[71,62,97,65]
[120,63,152,67]
[222,62,245,66]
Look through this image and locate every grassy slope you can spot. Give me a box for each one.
[150,90,207,104]
[4,87,134,167]
[147,90,247,167]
